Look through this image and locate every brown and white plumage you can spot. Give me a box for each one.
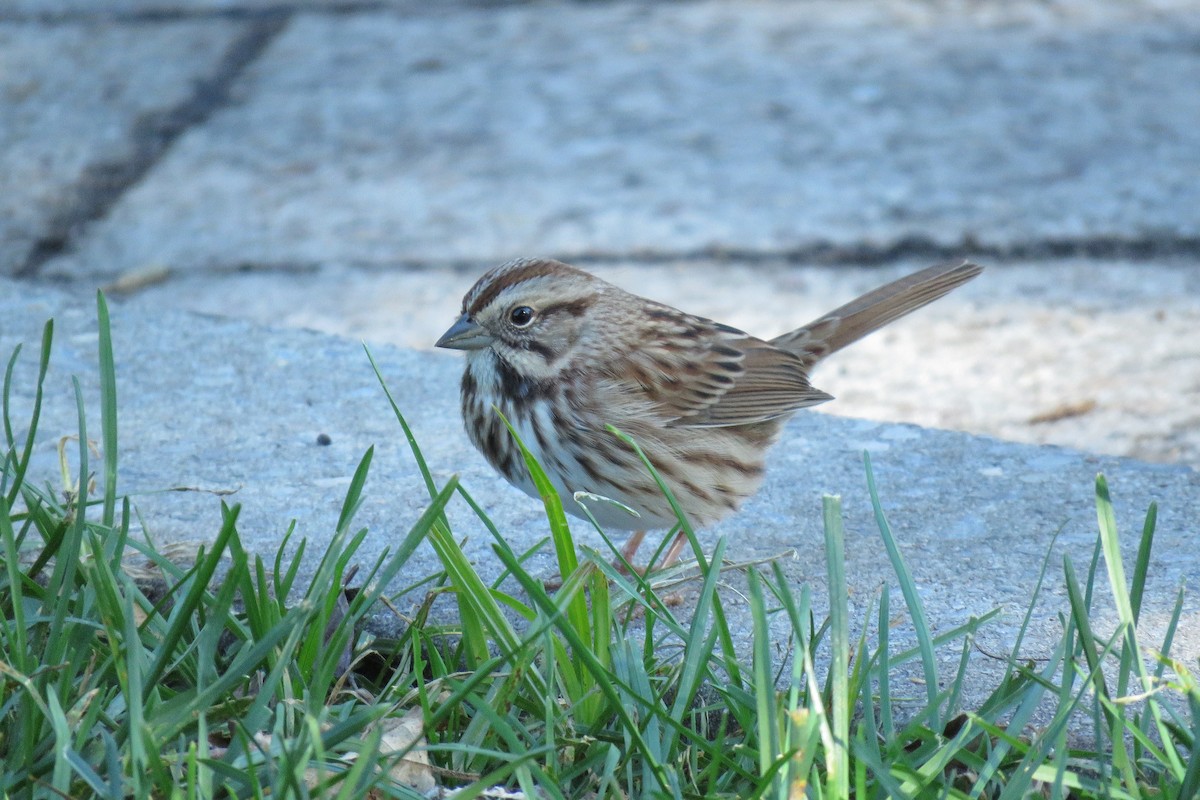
[437,257,981,549]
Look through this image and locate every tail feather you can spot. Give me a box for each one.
[771,260,982,369]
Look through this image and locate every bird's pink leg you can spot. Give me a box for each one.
[657,530,689,569]
[615,530,647,573]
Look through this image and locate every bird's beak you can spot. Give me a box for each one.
[435,314,493,351]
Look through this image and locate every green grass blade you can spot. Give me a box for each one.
[1182,706,1200,798]
[44,378,91,669]
[969,644,1061,794]
[494,410,595,682]
[335,445,373,534]
[1130,500,1157,623]
[365,475,459,608]
[495,410,575,574]
[122,589,150,790]
[665,536,727,752]
[45,687,76,796]
[151,605,303,743]
[65,747,116,799]
[1064,551,1136,790]
[364,344,440,502]
[863,452,940,723]
[1096,475,1136,680]
[96,291,118,527]
[606,423,744,689]
[143,504,242,691]
[877,584,893,740]
[748,568,779,781]
[823,494,850,800]
[426,520,515,651]
[0,486,29,673]
[492,542,671,791]
[1153,584,1186,688]
[4,320,52,509]
[1095,474,1184,778]
[1,341,20,456]
[1001,523,1064,690]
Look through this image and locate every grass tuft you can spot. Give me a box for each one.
[0,302,1194,798]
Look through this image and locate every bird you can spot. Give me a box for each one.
[436,257,981,570]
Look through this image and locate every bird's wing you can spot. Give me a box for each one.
[605,307,832,429]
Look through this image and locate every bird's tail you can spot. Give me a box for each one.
[770,260,983,369]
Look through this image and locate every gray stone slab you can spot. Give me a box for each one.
[3,275,1197,725]
[44,0,1200,280]
[114,257,1200,465]
[0,17,244,275]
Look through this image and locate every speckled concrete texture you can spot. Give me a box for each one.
[0,18,243,272]
[117,257,1200,466]
[35,1,1200,279]
[3,276,1197,727]
[2,0,1198,737]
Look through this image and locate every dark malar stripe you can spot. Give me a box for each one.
[495,356,556,404]
[524,339,557,361]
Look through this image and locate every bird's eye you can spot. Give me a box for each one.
[509,306,535,327]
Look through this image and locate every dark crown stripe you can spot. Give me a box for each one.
[467,259,569,317]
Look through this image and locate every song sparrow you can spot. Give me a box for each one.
[437,258,981,568]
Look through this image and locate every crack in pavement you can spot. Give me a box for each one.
[555,235,1200,269]
[7,2,1199,279]
[12,12,291,280]
[74,234,1198,278]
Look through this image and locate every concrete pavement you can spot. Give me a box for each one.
[2,0,1198,737]
[3,273,1197,732]
[3,0,1199,462]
